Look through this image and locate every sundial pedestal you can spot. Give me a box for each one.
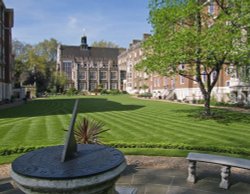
[11,100,132,194]
[11,144,126,194]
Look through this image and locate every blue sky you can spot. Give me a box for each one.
[4,0,152,48]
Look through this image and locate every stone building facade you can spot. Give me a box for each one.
[57,36,125,92]
[118,34,150,94]
[0,0,13,102]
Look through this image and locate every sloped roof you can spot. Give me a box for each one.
[60,45,120,59]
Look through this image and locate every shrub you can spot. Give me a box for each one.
[100,89,110,95]
[138,92,152,98]
[110,89,121,95]
[79,91,89,96]
[74,117,109,144]
[66,88,79,96]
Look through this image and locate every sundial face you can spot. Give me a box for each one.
[12,144,125,179]
[12,99,125,179]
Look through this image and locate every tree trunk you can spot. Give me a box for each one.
[203,91,211,116]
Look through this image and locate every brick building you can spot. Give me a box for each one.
[0,0,13,102]
[118,0,249,103]
[57,36,125,92]
[118,34,150,94]
[118,38,242,102]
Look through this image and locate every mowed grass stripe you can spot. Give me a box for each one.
[44,115,64,143]
[114,111,232,145]
[86,113,129,141]
[102,111,160,139]
[87,112,143,140]
[101,111,182,141]
[2,120,31,146]
[90,111,239,147]
[0,95,250,158]
[134,111,250,144]
[24,116,47,144]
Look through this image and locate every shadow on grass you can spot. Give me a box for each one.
[173,107,250,125]
[0,98,144,119]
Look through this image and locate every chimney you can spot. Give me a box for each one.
[133,40,141,44]
[80,35,88,50]
[143,33,151,40]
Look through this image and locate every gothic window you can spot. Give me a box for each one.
[102,83,108,89]
[63,61,72,79]
[90,82,97,91]
[79,83,87,91]
[79,71,86,80]
[100,71,107,80]
[111,83,117,90]
[110,71,117,80]
[90,71,97,80]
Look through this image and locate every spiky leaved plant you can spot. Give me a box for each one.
[74,117,109,144]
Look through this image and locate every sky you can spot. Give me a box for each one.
[4,0,152,48]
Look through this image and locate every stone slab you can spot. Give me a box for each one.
[187,153,250,170]
[12,144,125,179]
[11,161,127,194]
[116,186,137,194]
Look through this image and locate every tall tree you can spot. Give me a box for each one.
[137,0,250,116]
[34,39,59,92]
[12,40,32,86]
[12,39,60,93]
[91,40,119,48]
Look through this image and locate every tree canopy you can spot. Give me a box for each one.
[91,40,119,48]
[12,38,61,93]
[137,0,250,116]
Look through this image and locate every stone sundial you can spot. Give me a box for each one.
[11,99,127,194]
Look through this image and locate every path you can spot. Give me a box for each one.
[1,156,250,194]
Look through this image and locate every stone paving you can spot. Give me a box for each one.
[116,162,250,194]
[1,157,250,194]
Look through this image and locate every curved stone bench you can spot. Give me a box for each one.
[186,152,250,189]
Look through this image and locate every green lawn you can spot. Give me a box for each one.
[0,95,250,164]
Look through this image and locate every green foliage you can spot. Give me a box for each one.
[100,89,122,95]
[0,96,250,164]
[138,92,153,98]
[106,142,250,156]
[100,89,110,95]
[52,72,68,93]
[91,40,119,48]
[13,38,60,93]
[110,89,121,95]
[138,0,250,116]
[74,117,109,144]
[66,87,79,96]
[141,84,149,90]
[122,91,128,94]
[79,91,89,96]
